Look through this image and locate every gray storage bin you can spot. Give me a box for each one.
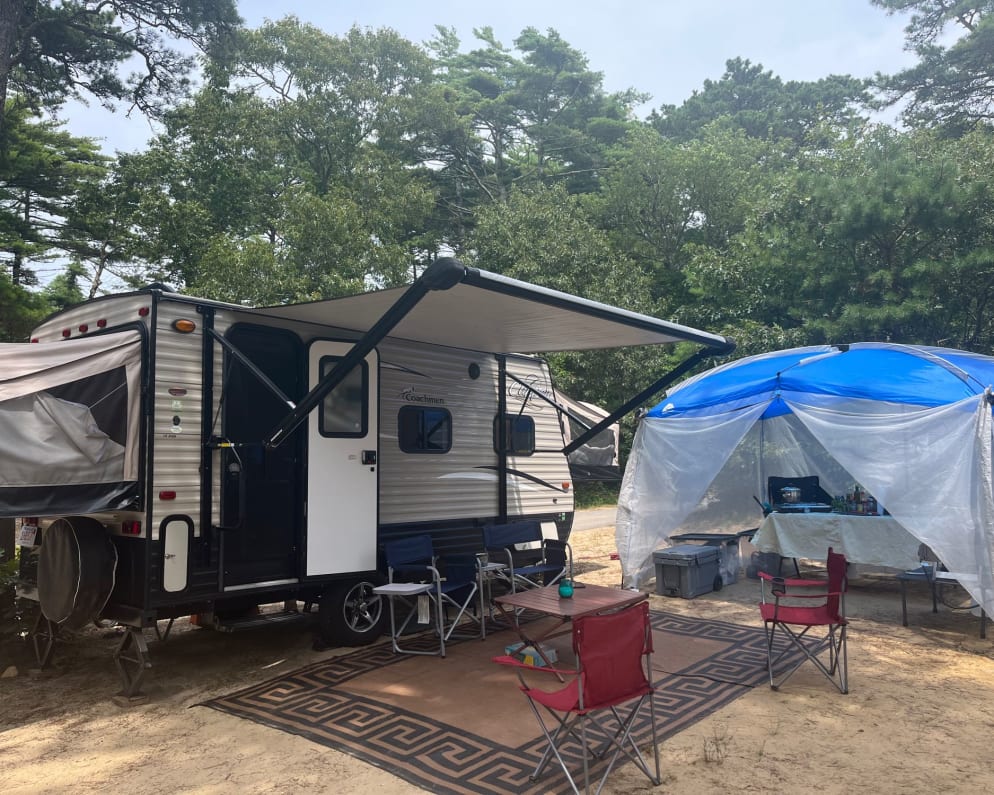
[653,544,721,598]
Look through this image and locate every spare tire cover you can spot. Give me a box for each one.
[38,516,117,630]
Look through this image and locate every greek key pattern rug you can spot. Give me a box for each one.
[203,611,785,794]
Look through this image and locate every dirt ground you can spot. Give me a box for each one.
[3,524,994,794]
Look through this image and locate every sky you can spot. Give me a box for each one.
[61,0,918,155]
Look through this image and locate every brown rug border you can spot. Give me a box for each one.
[201,612,790,794]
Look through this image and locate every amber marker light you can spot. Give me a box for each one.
[172,318,197,333]
[562,481,571,492]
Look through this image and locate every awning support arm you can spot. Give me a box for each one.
[264,258,467,449]
[563,345,722,456]
[207,327,296,410]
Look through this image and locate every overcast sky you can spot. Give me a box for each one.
[61,0,917,154]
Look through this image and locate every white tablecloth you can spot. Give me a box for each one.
[752,512,921,570]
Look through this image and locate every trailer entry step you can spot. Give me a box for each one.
[214,610,312,633]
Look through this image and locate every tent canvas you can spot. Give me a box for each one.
[0,330,143,516]
[616,342,994,619]
[556,391,620,481]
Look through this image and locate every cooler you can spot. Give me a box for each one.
[668,531,750,586]
[653,544,721,598]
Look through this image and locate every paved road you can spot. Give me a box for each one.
[572,506,617,532]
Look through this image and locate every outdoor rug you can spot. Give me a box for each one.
[202,611,791,794]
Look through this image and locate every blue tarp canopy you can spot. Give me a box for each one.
[618,343,994,618]
[649,343,994,419]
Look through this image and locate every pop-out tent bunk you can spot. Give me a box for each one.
[616,342,994,619]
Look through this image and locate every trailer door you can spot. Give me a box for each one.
[305,341,378,576]
[220,325,303,587]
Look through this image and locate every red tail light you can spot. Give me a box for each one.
[121,520,142,535]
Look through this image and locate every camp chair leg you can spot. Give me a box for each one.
[765,620,848,694]
[382,588,446,657]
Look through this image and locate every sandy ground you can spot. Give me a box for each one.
[3,524,994,794]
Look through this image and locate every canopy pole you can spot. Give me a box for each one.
[563,345,729,456]
[264,258,467,449]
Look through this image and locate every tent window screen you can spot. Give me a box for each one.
[318,356,367,437]
[398,406,452,453]
[493,414,535,456]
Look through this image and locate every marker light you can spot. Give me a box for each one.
[172,318,197,333]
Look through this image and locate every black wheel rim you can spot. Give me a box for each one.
[342,581,383,634]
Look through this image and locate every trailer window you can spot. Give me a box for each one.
[398,406,452,453]
[493,414,535,456]
[318,356,368,437]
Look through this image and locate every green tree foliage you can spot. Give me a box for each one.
[872,1,994,130]
[129,21,438,300]
[425,26,643,253]
[0,271,45,340]
[593,124,779,313]
[0,105,107,287]
[685,125,994,351]
[0,0,241,129]
[650,57,870,145]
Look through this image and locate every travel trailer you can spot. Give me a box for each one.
[1,258,733,695]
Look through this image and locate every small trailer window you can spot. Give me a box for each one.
[319,356,368,437]
[493,414,535,456]
[398,406,452,453]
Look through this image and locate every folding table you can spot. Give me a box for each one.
[494,583,647,674]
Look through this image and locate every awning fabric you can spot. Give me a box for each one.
[246,267,731,354]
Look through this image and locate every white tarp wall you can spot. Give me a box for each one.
[617,392,994,619]
[0,331,143,517]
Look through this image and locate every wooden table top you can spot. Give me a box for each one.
[494,582,646,620]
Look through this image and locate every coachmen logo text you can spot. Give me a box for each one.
[401,387,445,405]
[508,375,551,410]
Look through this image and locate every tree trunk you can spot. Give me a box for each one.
[0,0,25,131]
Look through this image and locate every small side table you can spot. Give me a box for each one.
[477,559,507,638]
[373,582,444,656]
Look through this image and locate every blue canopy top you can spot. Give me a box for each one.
[650,342,994,419]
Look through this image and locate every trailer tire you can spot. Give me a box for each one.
[317,575,388,647]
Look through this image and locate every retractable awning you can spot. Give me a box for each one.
[246,264,732,354]
[247,259,734,449]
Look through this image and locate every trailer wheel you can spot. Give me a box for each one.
[318,576,388,646]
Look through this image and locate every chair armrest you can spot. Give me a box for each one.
[758,571,823,588]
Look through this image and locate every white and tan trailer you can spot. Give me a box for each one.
[1,258,733,696]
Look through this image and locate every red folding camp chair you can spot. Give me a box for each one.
[759,547,849,693]
[492,600,659,795]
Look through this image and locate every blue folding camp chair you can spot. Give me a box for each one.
[375,534,481,657]
[483,521,572,593]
